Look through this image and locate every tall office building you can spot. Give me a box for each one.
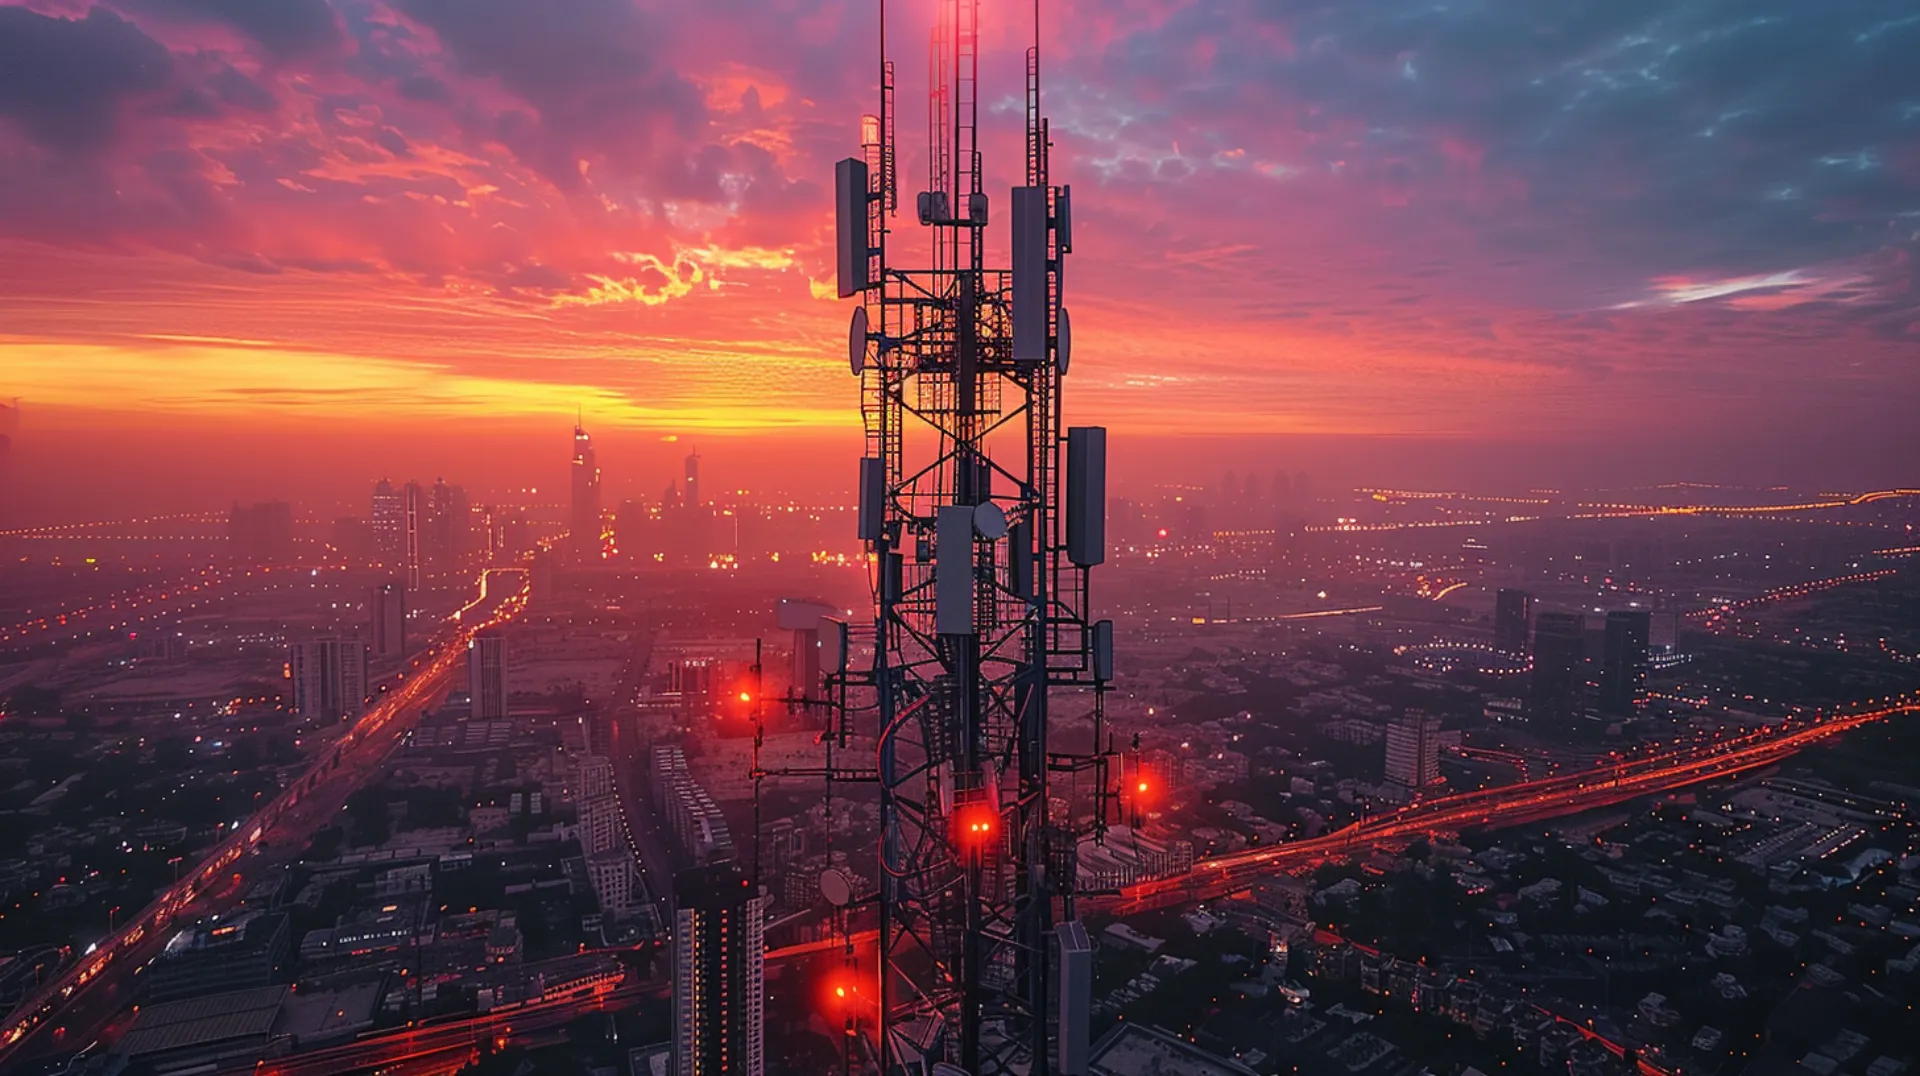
[1494,588,1534,655]
[682,448,701,512]
[580,795,624,856]
[1530,611,1586,729]
[452,483,472,558]
[588,848,639,914]
[289,639,368,721]
[1384,710,1445,797]
[1056,921,1093,1076]
[370,582,406,661]
[468,633,507,720]
[1600,610,1652,716]
[571,421,602,559]
[426,478,471,567]
[403,480,424,590]
[672,861,765,1076]
[578,754,616,800]
[371,479,405,562]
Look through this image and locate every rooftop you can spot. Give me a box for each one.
[1090,1022,1259,1076]
[115,984,288,1059]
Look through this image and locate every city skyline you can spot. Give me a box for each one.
[0,2,1916,1074]
[2,0,1917,522]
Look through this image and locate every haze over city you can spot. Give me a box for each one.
[0,2,1917,1076]
[3,0,1918,522]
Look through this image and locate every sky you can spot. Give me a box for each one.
[0,0,1916,515]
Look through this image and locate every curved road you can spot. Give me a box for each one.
[1099,694,1920,914]
[0,568,530,1066]
[220,690,1917,1075]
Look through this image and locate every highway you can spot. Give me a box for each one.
[0,567,531,1067]
[1308,487,1920,534]
[245,977,658,1076]
[170,690,1915,1075]
[1097,694,1920,914]
[1688,567,1900,623]
[756,695,1918,942]
[0,512,228,542]
[0,564,249,650]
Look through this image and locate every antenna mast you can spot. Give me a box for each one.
[829,1,1109,1072]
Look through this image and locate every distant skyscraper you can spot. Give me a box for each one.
[1531,611,1586,729]
[371,582,406,661]
[426,478,470,567]
[1600,610,1652,716]
[673,860,765,1076]
[1494,588,1534,655]
[289,639,368,721]
[403,480,424,590]
[450,484,472,557]
[572,421,602,559]
[467,632,507,720]
[1384,710,1445,796]
[371,479,405,562]
[683,448,702,511]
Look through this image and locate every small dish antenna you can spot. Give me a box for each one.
[849,307,869,375]
[821,867,854,907]
[972,502,1008,540]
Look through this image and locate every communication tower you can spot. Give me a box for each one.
[821,1,1115,1072]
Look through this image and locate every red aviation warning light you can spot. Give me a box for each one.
[952,803,999,850]
[737,690,753,704]
[817,965,869,1025]
[1131,768,1159,805]
[1128,772,1156,825]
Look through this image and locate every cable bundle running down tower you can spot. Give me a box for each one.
[829,1,1114,1073]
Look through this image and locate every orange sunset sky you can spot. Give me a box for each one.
[0,0,1916,516]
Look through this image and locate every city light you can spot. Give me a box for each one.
[1,8,1912,1069]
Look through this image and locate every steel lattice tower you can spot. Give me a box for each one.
[830,2,1113,1073]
